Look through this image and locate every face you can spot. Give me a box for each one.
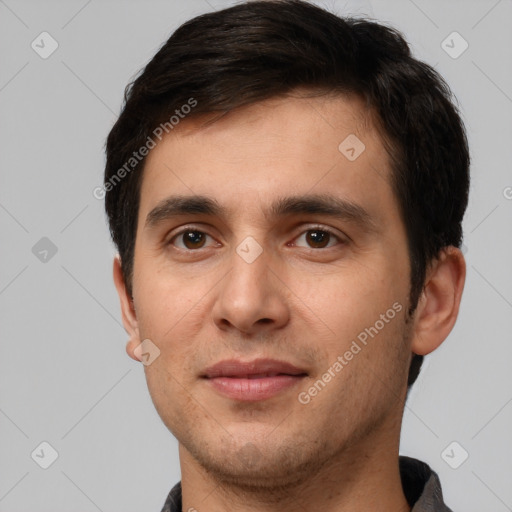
[124,93,415,488]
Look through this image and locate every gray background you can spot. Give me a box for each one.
[0,0,511,510]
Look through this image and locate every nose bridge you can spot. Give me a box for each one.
[229,235,272,310]
[213,234,289,334]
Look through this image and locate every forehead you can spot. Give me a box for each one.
[138,93,395,227]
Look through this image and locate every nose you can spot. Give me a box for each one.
[212,245,290,336]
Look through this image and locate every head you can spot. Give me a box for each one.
[105,0,468,491]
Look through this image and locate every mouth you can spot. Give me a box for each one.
[201,358,308,402]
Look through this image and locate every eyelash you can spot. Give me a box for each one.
[167,225,346,252]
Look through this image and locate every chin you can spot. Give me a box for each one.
[185,435,335,494]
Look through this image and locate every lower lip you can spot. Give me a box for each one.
[205,375,306,401]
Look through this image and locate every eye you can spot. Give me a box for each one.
[292,227,344,249]
[169,229,217,250]
[168,226,345,252]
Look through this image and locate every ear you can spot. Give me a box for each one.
[113,255,142,362]
[410,246,466,356]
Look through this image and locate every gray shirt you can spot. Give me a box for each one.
[160,456,453,511]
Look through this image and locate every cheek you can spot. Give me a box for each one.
[296,263,410,403]
[132,277,210,421]
[293,258,406,339]
[133,259,206,338]
[136,277,205,419]
[143,360,203,442]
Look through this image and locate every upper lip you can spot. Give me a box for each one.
[202,358,308,378]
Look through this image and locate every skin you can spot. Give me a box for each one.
[113,92,466,511]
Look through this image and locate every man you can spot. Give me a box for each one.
[103,1,469,510]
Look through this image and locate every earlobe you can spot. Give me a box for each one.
[113,255,142,361]
[410,246,466,356]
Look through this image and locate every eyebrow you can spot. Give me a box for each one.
[144,193,379,233]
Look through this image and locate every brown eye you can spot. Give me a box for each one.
[294,228,342,249]
[305,230,331,248]
[171,230,213,250]
[182,231,206,249]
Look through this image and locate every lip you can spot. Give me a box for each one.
[201,358,308,402]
